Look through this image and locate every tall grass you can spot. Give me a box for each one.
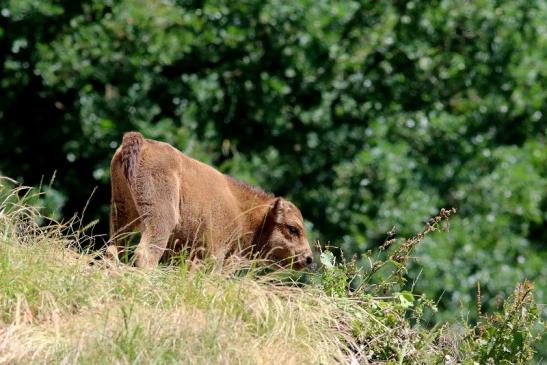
[0,181,543,364]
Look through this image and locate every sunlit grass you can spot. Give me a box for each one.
[0,181,542,364]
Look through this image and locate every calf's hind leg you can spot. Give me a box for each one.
[134,218,176,268]
[133,175,179,269]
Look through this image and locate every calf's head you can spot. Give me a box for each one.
[258,197,313,270]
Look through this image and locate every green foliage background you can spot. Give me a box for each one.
[0,0,545,347]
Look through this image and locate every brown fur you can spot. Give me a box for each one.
[107,131,313,269]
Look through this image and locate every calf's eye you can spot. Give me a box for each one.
[287,225,300,236]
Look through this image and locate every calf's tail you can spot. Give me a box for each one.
[121,131,144,188]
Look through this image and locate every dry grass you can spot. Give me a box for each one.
[0,183,362,364]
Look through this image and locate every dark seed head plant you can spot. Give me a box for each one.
[308,208,544,364]
[468,280,542,365]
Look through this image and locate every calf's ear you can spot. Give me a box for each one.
[269,197,287,222]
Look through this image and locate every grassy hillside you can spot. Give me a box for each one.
[0,184,543,364]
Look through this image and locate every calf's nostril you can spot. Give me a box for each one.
[305,256,313,265]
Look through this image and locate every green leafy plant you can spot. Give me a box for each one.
[467,280,544,364]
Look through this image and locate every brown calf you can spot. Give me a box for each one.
[107,132,313,269]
